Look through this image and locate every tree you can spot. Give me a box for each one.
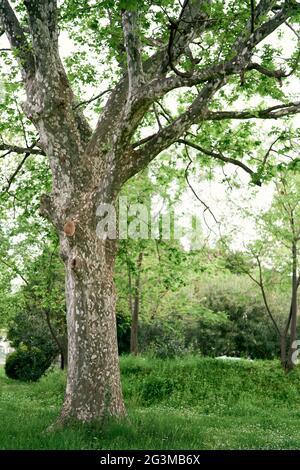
[1,0,300,423]
[256,174,300,370]
[228,172,300,370]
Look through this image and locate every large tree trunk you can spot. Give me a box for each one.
[59,225,125,422]
[19,25,127,419]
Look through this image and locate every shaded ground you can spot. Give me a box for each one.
[0,356,300,449]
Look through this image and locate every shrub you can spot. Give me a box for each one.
[5,345,52,382]
[198,275,280,359]
[7,310,60,362]
[139,319,188,359]
[184,309,236,357]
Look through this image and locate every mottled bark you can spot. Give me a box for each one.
[59,227,125,421]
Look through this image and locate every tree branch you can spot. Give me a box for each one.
[256,255,282,337]
[247,62,286,79]
[143,0,299,100]
[20,1,93,161]
[205,101,300,121]
[178,138,258,183]
[0,143,45,156]
[250,0,256,33]
[23,0,59,74]
[234,0,292,55]
[157,0,213,77]
[109,0,300,184]
[87,0,214,159]
[285,20,300,40]
[167,0,200,78]
[183,142,220,233]
[121,9,144,95]
[1,140,44,193]
[235,249,282,338]
[126,95,300,180]
[0,256,29,286]
[124,78,225,179]
[73,88,113,110]
[3,152,31,193]
[0,0,34,76]
[260,135,281,168]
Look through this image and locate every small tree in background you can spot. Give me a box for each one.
[229,172,300,370]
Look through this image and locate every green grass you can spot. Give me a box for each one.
[1,356,300,449]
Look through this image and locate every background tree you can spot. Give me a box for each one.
[7,243,68,369]
[227,171,300,370]
[116,163,185,355]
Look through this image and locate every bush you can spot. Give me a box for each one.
[7,310,60,362]
[139,319,188,359]
[137,274,282,360]
[198,275,280,359]
[5,345,52,382]
[184,309,236,357]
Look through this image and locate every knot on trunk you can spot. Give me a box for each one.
[64,220,76,237]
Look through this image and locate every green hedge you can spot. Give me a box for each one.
[5,344,52,382]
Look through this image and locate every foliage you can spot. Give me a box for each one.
[4,233,296,365]
[196,274,280,359]
[4,344,52,382]
[227,171,300,367]
[135,268,282,359]
[2,229,293,362]
[139,318,188,359]
[4,243,67,364]
[7,310,58,362]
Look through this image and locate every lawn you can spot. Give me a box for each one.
[0,356,300,450]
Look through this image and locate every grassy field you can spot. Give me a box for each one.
[1,356,300,450]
